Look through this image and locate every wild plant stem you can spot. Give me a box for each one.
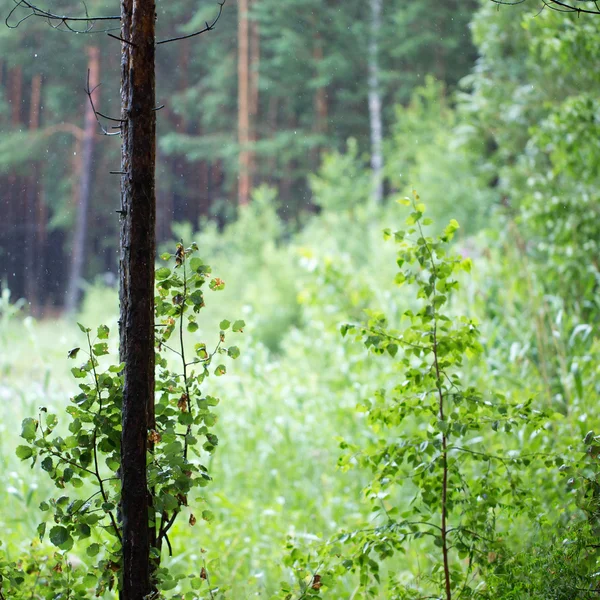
[179,254,192,462]
[86,333,122,544]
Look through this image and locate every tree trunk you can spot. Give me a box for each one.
[25,73,42,313]
[10,66,22,124]
[119,0,156,596]
[249,2,259,184]
[368,0,383,204]
[156,151,173,244]
[7,67,22,297]
[65,46,100,314]
[312,32,327,170]
[238,0,251,206]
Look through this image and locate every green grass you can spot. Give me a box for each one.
[1,202,596,598]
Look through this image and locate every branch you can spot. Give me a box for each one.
[157,0,226,45]
[491,0,600,14]
[84,70,122,137]
[6,0,120,33]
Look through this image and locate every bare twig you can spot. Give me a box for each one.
[491,0,600,14]
[157,0,226,45]
[84,70,121,137]
[107,32,137,47]
[6,0,120,33]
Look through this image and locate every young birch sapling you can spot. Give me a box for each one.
[14,242,243,598]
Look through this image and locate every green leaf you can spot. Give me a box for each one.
[97,324,110,339]
[202,509,214,522]
[15,445,33,460]
[227,346,240,359]
[160,252,171,261]
[67,347,80,359]
[209,278,225,291]
[189,257,203,272]
[232,320,245,333]
[219,319,231,330]
[93,342,109,356]
[187,321,199,333]
[195,343,208,359]
[49,526,69,547]
[215,364,226,376]
[387,344,398,358]
[71,367,87,379]
[189,291,204,307]
[21,418,38,441]
[156,267,171,280]
[436,420,450,435]
[77,323,91,333]
[83,574,98,587]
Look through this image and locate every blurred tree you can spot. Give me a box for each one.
[368,0,383,204]
[65,46,100,314]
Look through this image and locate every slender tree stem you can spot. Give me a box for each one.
[416,211,452,600]
[434,337,451,600]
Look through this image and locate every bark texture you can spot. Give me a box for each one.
[119,0,156,596]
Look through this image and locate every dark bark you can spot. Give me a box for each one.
[119,0,156,596]
[65,47,100,314]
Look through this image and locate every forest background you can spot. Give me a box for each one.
[1,0,600,597]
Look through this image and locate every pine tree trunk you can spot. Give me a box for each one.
[10,66,22,124]
[368,0,384,204]
[8,67,22,297]
[249,2,259,184]
[65,47,100,314]
[25,73,42,313]
[156,151,173,244]
[119,0,156,595]
[238,0,251,205]
[312,32,327,170]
